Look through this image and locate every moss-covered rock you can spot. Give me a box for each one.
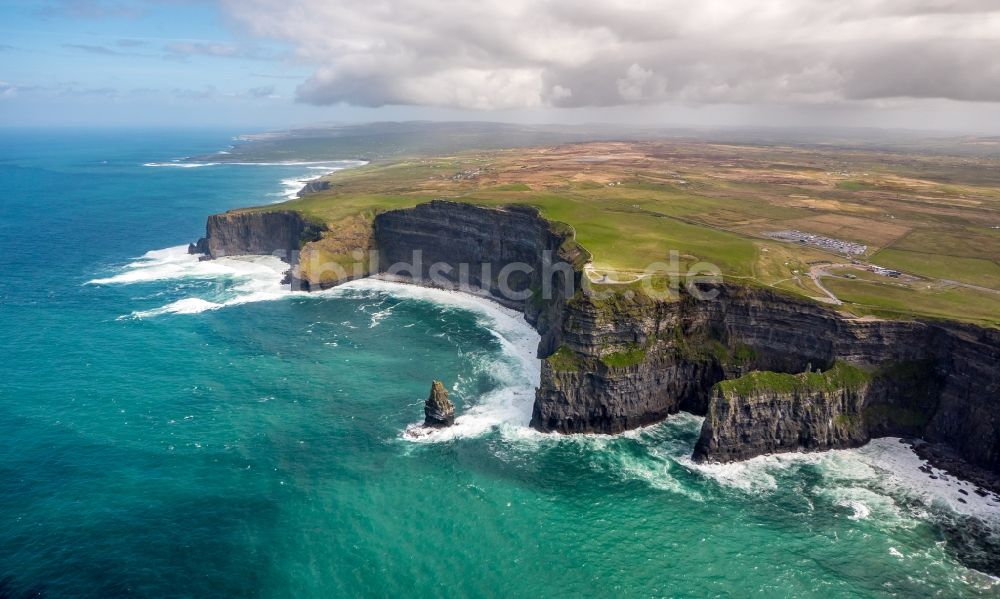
[715,361,871,398]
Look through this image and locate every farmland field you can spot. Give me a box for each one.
[262,140,1000,326]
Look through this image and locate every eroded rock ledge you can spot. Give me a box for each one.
[189,210,323,261]
[192,200,1000,479]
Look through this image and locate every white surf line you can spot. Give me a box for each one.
[89,258,544,431]
[143,162,218,168]
[857,438,1000,521]
[143,159,367,168]
[143,158,368,201]
[275,160,369,201]
[679,436,1000,523]
[334,278,541,443]
[88,247,1000,528]
[86,245,303,318]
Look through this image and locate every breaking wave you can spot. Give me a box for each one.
[88,249,543,440]
[348,280,541,443]
[143,159,368,201]
[86,245,304,318]
[143,162,218,168]
[143,159,366,168]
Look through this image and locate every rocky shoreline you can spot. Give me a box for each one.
[190,199,1000,489]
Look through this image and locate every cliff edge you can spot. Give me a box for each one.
[191,200,1000,480]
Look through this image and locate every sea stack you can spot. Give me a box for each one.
[424,380,455,427]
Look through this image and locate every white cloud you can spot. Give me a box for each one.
[223,0,1000,110]
[616,64,666,103]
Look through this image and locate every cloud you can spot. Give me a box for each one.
[63,43,128,56]
[74,86,118,96]
[163,41,272,60]
[246,85,277,98]
[250,72,303,80]
[0,81,18,99]
[169,85,217,100]
[40,0,144,19]
[4,82,124,98]
[616,64,667,103]
[223,0,1000,110]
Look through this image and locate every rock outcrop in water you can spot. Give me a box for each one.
[424,380,456,427]
[192,200,1000,479]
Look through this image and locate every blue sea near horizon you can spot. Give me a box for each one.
[0,128,997,598]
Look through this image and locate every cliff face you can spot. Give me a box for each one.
[373,200,587,352]
[694,383,871,462]
[924,325,1000,471]
[532,282,998,473]
[189,210,322,262]
[530,292,724,433]
[193,200,1000,475]
[291,214,377,291]
[690,362,940,462]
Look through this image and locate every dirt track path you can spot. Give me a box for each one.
[808,263,852,305]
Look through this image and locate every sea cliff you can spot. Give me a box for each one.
[189,210,322,261]
[372,201,588,353]
[192,200,1000,479]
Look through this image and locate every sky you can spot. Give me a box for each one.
[2,0,1000,132]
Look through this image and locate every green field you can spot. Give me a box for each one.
[826,278,1000,326]
[257,140,1000,327]
[871,248,1000,289]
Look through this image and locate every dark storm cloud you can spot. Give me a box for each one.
[840,40,1000,102]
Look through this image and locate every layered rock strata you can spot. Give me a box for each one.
[193,201,1000,476]
[189,210,322,261]
[372,201,588,352]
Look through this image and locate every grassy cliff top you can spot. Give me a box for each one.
[716,362,872,398]
[257,140,1000,326]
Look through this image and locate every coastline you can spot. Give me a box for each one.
[97,150,1000,581]
[14,128,1000,597]
[142,158,368,203]
[399,267,1000,571]
[187,182,1000,482]
[102,241,1000,523]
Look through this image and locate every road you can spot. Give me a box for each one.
[807,263,853,305]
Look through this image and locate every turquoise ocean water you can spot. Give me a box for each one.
[0,129,997,597]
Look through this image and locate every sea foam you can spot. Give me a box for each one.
[87,245,304,318]
[334,279,542,443]
[143,159,368,201]
[92,248,999,531]
[272,160,368,200]
[90,251,543,440]
[679,435,1000,526]
[143,162,218,168]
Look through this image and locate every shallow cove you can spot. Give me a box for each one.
[0,130,997,597]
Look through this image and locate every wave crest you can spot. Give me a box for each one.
[87,245,301,318]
